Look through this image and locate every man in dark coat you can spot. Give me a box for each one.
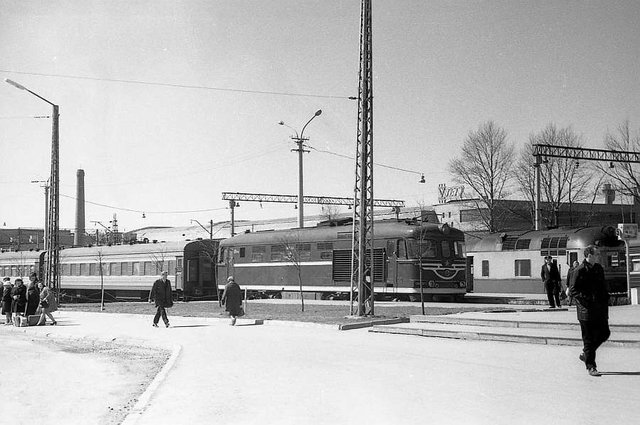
[221,276,243,326]
[569,245,610,377]
[541,256,561,308]
[149,271,173,328]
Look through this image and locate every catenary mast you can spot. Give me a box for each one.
[350,0,374,316]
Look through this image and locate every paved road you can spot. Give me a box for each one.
[4,311,640,425]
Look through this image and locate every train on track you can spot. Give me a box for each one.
[217,218,467,301]
[0,240,217,302]
[1,220,634,302]
[467,225,628,295]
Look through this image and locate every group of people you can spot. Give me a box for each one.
[542,247,611,377]
[1,273,57,326]
[148,272,243,327]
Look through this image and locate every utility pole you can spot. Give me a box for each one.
[31,179,49,250]
[351,0,375,316]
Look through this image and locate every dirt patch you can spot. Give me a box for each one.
[3,333,170,425]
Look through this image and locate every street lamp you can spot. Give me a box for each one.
[6,79,60,295]
[278,109,322,228]
[190,219,213,239]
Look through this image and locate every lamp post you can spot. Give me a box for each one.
[6,79,60,295]
[190,219,213,239]
[278,109,322,228]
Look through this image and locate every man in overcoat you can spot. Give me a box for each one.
[569,245,610,377]
[541,256,561,308]
[149,271,173,328]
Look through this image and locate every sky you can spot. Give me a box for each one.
[1,0,640,234]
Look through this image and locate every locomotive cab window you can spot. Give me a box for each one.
[407,239,437,259]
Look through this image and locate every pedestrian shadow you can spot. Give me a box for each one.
[599,371,640,376]
[169,324,212,328]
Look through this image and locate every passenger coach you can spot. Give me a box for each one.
[467,226,626,294]
[217,218,467,301]
[58,240,218,301]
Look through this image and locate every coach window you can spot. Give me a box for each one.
[132,262,141,276]
[481,260,489,277]
[239,247,246,258]
[168,260,176,274]
[80,263,89,276]
[90,263,98,276]
[514,259,531,277]
[144,261,155,275]
[109,262,120,276]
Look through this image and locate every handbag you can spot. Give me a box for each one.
[237,306,245,317]
[40,300,49,309]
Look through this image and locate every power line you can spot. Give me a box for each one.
[308,145,426,176]
[60,193,228,214]
[0,69,352,100]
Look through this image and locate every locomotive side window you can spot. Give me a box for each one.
[270,245,285,261]
[514,259,531,277]
[397,240,407,259]
[252,246,265,262]
[318,241,333,260]
[295,243,312,261]
[481,260,489,277]
[454,241,465,258]
[239,247,246,258]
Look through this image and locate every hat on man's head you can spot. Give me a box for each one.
[545,255,553,260]
[227,276,235,282]
[2,280,11,287]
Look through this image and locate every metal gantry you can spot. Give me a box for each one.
[350,0,375,316]
[221,191,404,238]
[533,144,640,230]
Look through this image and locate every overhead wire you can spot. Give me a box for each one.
[60,193,227,214]
[0,69,352,100]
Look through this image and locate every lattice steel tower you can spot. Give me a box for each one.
[350,0,374,316]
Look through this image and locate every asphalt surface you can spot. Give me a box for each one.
[2,304,640,425]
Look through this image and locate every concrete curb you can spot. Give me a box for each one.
[409,315,640,333]
[369,324,640,348]
[121,343,182,425]
[338,317,409,330]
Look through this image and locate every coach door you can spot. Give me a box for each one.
[175,257,183,293]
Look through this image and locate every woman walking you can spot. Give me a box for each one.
[221,276,243,326]
[36,281,57,326]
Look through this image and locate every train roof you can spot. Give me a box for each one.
[0,250,43,261]
[58,240,216,259]
[220,219,463,246]
[468,226,621,253]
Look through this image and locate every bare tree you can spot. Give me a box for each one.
[279,231,308,312]
[320,204,342,221]
[595,120,640,204]
[449,120,515,232]
[96,249,105,310]
[515,124,593,227]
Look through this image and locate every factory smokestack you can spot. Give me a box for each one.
[74,169,85,246]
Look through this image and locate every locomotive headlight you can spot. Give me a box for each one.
[428,280,435,288]
[459,281,466,288]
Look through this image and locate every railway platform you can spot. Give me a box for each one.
[3,308,640,425]
[371,304,640,347]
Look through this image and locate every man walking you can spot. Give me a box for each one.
[569,245,610,377]
[541,256,561,308]
[149,271,173,328]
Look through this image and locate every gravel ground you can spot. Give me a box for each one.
[1,332,170,425]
